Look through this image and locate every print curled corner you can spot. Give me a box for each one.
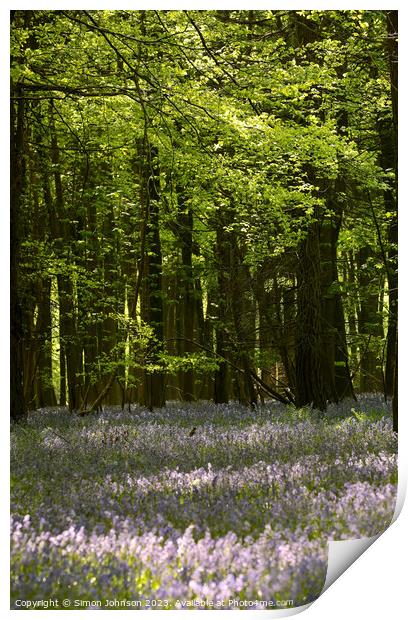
[322,535,380,594]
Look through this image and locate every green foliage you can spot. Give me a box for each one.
[158,352,220,375]
[351,408,388,423]
[11,9,395,404]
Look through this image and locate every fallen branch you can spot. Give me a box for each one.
[166,337,291,405]
[249,371,291,405]
[78,372,117,417]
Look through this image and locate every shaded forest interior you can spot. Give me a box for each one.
[10,10,397,426]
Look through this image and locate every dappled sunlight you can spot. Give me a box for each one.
[11,397,396,608]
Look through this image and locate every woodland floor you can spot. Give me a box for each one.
[11,395,397,610]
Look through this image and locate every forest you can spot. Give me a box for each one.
[11,9,398,610]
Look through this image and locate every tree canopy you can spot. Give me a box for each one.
[10,10,397,428]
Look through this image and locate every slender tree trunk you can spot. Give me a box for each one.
[203,286,218,400]
[334,289,355,400]
[195,275,210,399]
[10,87,27,421]
[230,237,257,407]
[214,222,230,403]
[377,126,397,393]
[255,264,275,400]
[282,278,297,391]
[59,342,66,407]
[385,11,398,152]
[357,247,383,392]
[21,295,37,410]
[346,251,359,370]
[378,107,397,398]
[177,195,195,401]
[35,277,57,407]
[81,191,100,407]
[393,340,398,433]
[139,142,165,409]
[385,10,398,425]
[100,203,122,405]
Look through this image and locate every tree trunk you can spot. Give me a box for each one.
[195,275,210,400]
[320,204,355,400]
[100,202,122,405]
[213,222,230,403]
[10,87,27,421]
[385,10,398,415]
[139,141,165,409]
[177,196,195,401]
[35,277,57,407]
[295,220,328,410]
[255,263,276,400]
[319,217,338,401]
[378,12,398,396]
[230,237,257,407]
[393,340,398,433]
[357,247,383,392]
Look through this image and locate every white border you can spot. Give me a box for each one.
[2,3,407,618]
